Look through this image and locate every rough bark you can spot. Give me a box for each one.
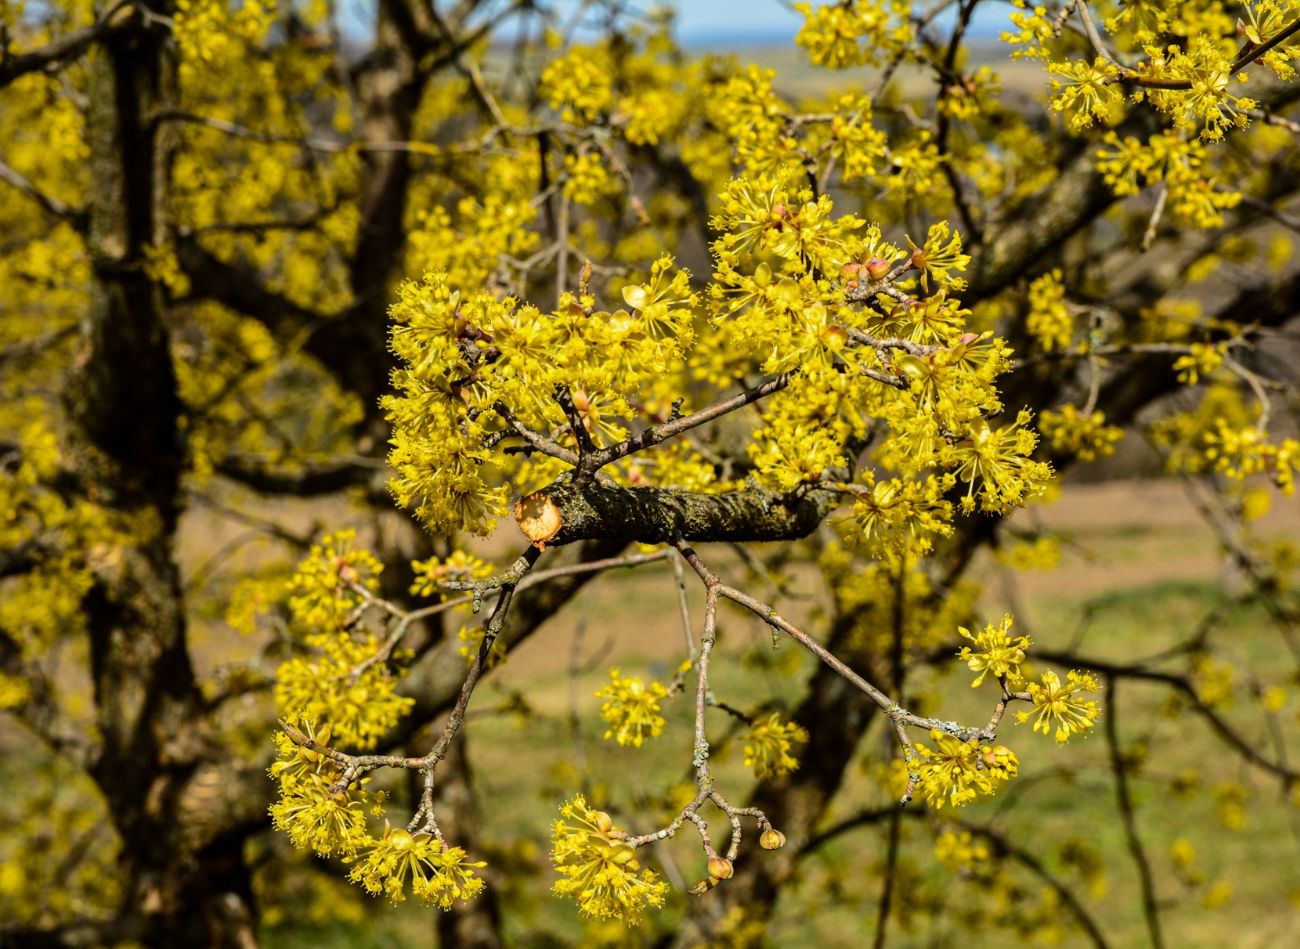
[515,479,840,547]
[68,9,262,947]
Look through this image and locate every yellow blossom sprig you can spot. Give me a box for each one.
[1018,670,1103,743]
[934,829,991,873]
[913,730,1020,808]
[595,668,670,747]
[793,0,914,70]
[268,718,380,858]
[550,796,668,922]
[957,614,1031,688]
[675,545,1044,817]
[286,529,383,632]
[409,550,493,598]
[743,712,810,780]
[1040,405,1123,461]
[347,823,486,909]
[565,569,791,915]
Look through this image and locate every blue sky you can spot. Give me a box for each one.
[339,1,1011,47]
[654,1,1009,46]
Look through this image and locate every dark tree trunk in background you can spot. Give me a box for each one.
[71,7,261,946]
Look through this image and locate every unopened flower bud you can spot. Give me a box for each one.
[707,856,734,880]
[821,325,848,350]
[864,258,891,281]
[760,828,787,850]
[593,811,614,834]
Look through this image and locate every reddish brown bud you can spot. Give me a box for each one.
[864,258,891,281]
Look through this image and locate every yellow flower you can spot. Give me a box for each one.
[915,730,1018,808]
[743,712,810,781]
[1048,58,1123,132]
[906,220,970,293]
[409,550,492,598]
[347,824,487,909]
[934,829,990,873]
[286,530,383,631]
[595,668,669,748]
[1026,270,1073,352]
[550,796,668,922]
[1173,342,1225,385]
[956,614,1031,687]
[1039,405,1123,461]
[1017,669,1102,743]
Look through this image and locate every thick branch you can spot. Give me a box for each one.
[0,2,133,90]
[214,455,378,496]
[514,479,838,547]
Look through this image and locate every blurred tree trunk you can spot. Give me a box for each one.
[70,7,260,947]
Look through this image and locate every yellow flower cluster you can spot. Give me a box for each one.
[269,721,487,909]
[1039,405,1124,461]
[1171,341,1226,385]
[957,614,1031,688]
[541,46,615,122]
[277,532,411,749]
[383,258,698,536]
[347,824,486,909]
[945,412,1053,515]
[1203,422,1299,492]
[1096,133,1240,229]
[907,220,971,293]
[1048,58,1124,132]
[743,712,810,781]
[550,796,668,922]
[269,721,376,857]
[409,550,493,599]
[173,0,274,82]
[286,530,383,631]
[1190,654,1236,709]
[844,473,954,558]
[595,668,669,748]
[562,150,619,206]
[0,410,130,660]
[273,637,413,750]
[934,829,990,873]
[915,731,1019,808]
[1025,270,1073,352]
[794,0,913,69]
[1017,670,1103,743]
